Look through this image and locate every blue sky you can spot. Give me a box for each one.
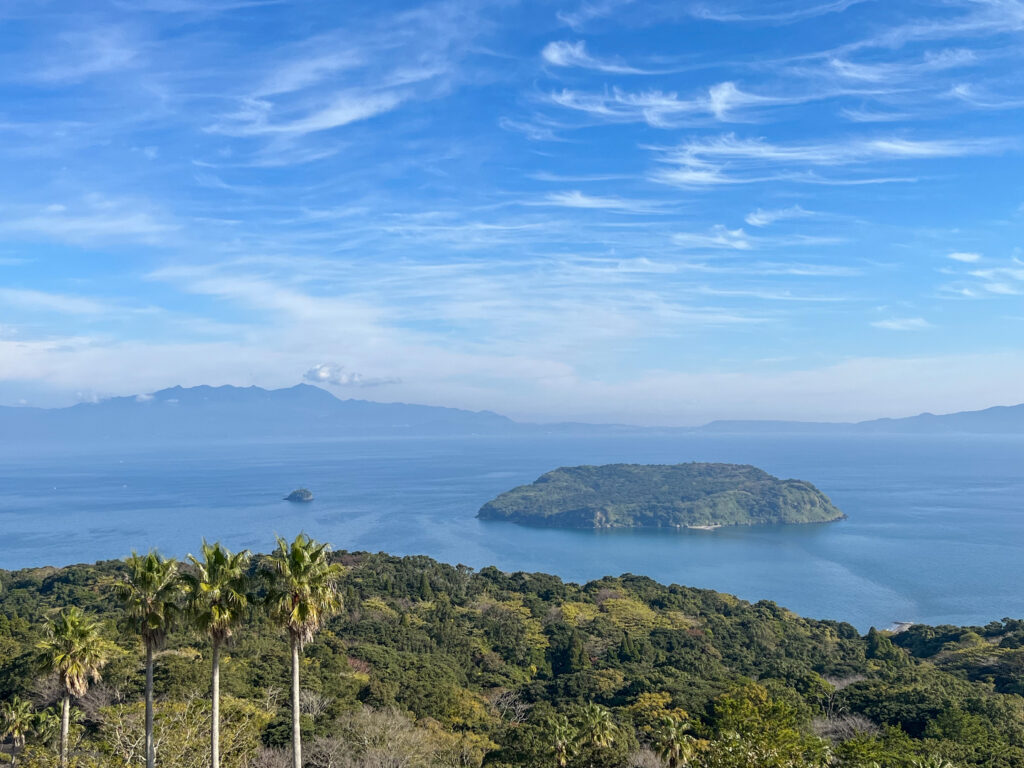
[1,0,1022,424]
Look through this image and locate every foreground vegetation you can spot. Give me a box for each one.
[1,541,1022,767]
[477,463,845,529]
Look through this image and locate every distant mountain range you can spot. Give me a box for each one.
[2,384,1024,443]
[0,384,517,443]
[699,403,1024,435]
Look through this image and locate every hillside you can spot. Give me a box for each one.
[1,551,1023,768]
[477,463,845,529]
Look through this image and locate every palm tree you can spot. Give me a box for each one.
[115,550,180,768]
[182,541,251,768]
[547,714,577,768]
[33,706,62,752]
[651,715,696,768]
[36,607,109,768]
[578,702,617,750]
[1,696,34,766]
[265,534,344,768]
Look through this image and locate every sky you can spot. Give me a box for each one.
[0,0,1023,425]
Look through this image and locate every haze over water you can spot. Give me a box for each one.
[3,433,1022,631]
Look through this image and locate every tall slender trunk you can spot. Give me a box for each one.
[60,694,70,768]
[291,636,302,768]
[211,639,220,768]
[146,640,155,768]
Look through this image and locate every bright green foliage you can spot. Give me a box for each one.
[181,542,250,646]
[264,535,343,649]
[477,463,845,528]
[115,551,180,652]
[2,695,34,751]
[651,715,696,768]
[35,609,109,700]
[578,702,617,748]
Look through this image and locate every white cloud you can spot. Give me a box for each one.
[982,282,1020,295]
[303,363,398,387]
[827,48,978,83]
[871,317,932,331]
[254,51,364,97]
[673,225,753,250]
[33,26,141,83]
[690,0,871,24]
[650,133,1011,187]
[557,0,635,30]
[948,251,981,262]
[745,205,815,227]
[0,198,175,245]
[0,288,112,316]
[541,41,650,74]
[208,91,405,137]
[535,190,664,213]
[707,81,789,120]
[549,82,831,127]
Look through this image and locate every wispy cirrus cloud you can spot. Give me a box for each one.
[0,288,111,316]
[826,48,978,84]
[0,197,176,246]
[29,26,142,83]
[872,317,932,331]
[948,251,981,263]
[542,41,653,74]
[649,133,1012,187]
[690,0,873,24]
[673,226,753,250]
[208,91,406,137]
[745,205,816,227]
[533,190,667,214]
[557,0,636,30]
[547,82,843,127]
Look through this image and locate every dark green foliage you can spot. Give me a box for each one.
[0,551,1021,767]
[477,463,845,528]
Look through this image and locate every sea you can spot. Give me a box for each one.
[2,432,1022,631]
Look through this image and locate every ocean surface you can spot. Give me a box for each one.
[2,433,1023,630]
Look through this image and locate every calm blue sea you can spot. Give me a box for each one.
[2,433,1022,630]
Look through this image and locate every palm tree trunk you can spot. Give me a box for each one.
[291,636,302,768]
[60,694,70,768]
[211,639,220,768]
[146,640,155,768]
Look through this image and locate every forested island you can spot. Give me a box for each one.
[477,463,845,530]
[1,542,1022,768]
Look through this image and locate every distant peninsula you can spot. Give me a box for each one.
[477,462,845,529]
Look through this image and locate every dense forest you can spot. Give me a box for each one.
[1,542,1022,767]
[477,464,844,529]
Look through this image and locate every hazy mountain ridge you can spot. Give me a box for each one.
[0,384,518,442]
[701,402,1024,434]
[2,384,1024,443]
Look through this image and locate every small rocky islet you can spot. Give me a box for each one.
[283,488,314,502]
[477,462,845,530]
